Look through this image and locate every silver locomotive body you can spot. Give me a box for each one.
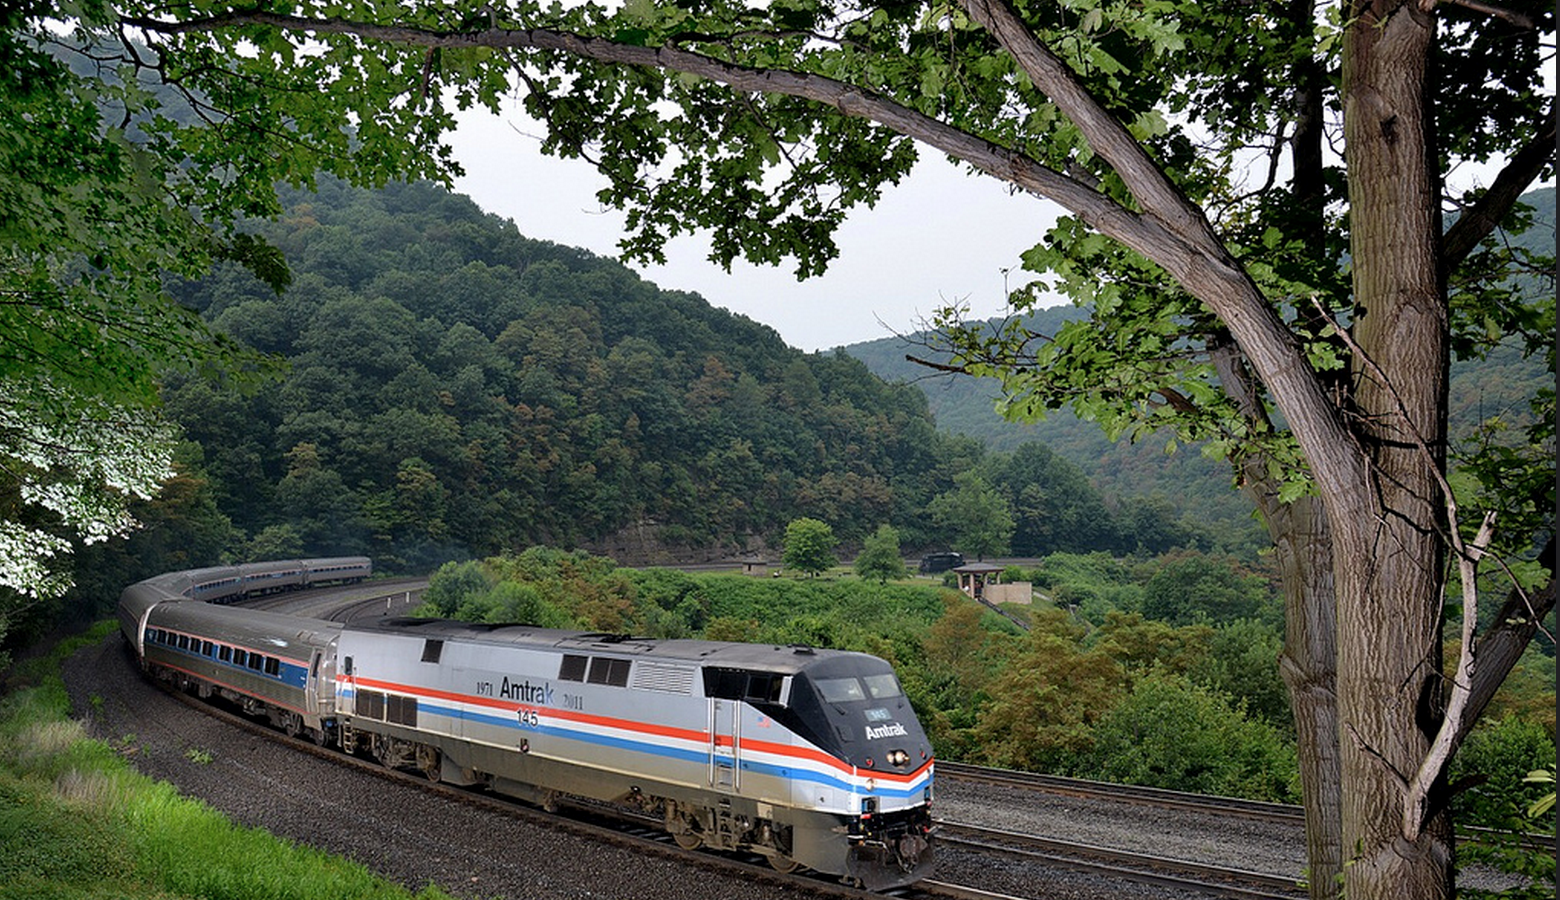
[335,619,935,888]
[118,565,933,890]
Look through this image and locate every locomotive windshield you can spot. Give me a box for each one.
[814,677,866,703]
[760,659,927,771]
[813,673,903,704]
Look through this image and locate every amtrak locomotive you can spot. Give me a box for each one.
[118,561,936,890]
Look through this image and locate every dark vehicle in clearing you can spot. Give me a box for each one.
[917,552,964,575]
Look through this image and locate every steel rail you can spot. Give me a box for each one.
[937,760,1306,824]
[938,821,1307,900]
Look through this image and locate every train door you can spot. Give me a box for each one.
[307,639,337,727]
[708,697,741,791]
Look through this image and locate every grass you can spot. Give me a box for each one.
[0,622,461,900]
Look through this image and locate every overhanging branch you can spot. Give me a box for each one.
[123,3,1364,499]
[1443,102,1557,266]
[120,9,1163,255]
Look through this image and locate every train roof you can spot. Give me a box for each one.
[149,600,343,651]
[345,616,880,675]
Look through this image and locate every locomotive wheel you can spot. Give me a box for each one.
[673,831,702,850]
[766,854,800,874]
[371,734,393,767]
[416,744,441,782]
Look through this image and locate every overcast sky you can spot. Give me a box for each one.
[445,102,1065,352]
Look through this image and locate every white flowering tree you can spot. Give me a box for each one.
[0,381,175,630]
[0,15,282,642]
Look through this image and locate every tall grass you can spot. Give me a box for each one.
[0,622,459,900]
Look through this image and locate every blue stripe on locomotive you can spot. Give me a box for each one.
[338,686,927,801]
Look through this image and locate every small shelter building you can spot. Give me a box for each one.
[953,562,1033,605]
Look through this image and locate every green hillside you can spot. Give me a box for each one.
[844,187,1555,533]
[151,177,970,571]
[49,180,1547,626]
[845,305,1263,531]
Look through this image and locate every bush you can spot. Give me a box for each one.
[1184,619,1291,729]
[419,560,492,616]
[1081,672,1299,802]
[1451,716,1558,830]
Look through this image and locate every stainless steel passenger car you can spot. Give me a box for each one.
[142,601,343,741]
[297,557,372,588]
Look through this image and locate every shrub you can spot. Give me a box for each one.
[1081,672,1299,802]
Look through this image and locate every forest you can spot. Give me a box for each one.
[37,177,1250,639]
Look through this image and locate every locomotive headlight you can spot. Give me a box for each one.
[887,749,910,767]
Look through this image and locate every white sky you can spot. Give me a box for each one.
[445,103,1065,352]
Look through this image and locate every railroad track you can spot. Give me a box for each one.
[937,820,1306,900]
[154,679,936,900]
[148,663,1303,897]
[938,759,1554,857]
[238,577,426,619]
[937,760,1305,826]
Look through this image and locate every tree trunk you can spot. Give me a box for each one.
[1336,2,1453,897]
[1218,345,1344,900]
[1269,499,1343,900]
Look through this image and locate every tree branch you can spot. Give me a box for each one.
[124,3,1367,502]
[1460,535,1556,730]
[122,9,1158,252]
[1403,511,1497,839]
[1443,102,1557,266]
[956,0,1215,248]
